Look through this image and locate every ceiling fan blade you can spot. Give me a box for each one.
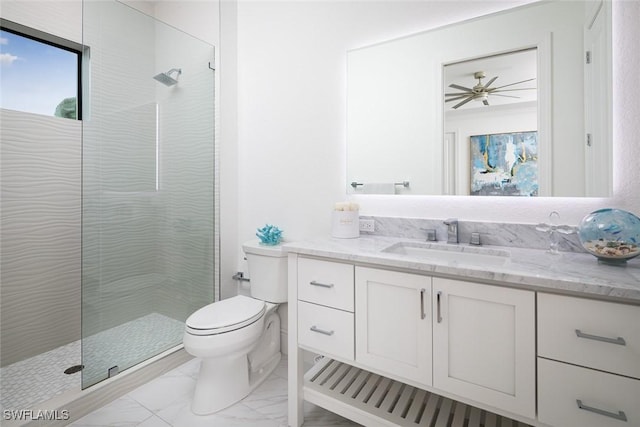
[445,92,472,96]
[489,88,536,94]
[445,95,470,102]
[449,83,474,92]
[491,78,536,90]
[491,93,521,99]
[483,76,498,89]
[452,96,474,109]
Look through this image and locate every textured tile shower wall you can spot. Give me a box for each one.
[0,0,83,369]
[0,110,82,367]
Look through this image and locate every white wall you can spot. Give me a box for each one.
[347,35,443,195]
[234,0,640,254]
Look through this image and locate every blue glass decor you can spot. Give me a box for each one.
[578,208,640,264]
[256,224,283,246]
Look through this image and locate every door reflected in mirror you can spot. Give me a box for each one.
[346,0,611,197]
[444,49,539,196]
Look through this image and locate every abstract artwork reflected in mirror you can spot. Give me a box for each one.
[470,131,538,197]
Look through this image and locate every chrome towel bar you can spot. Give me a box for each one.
[351,181,410,189]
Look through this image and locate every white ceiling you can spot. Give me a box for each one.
[444,48,537,110]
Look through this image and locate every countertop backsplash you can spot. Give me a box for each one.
[359,216,584,253]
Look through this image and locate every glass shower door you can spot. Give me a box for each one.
[81,1,215,388]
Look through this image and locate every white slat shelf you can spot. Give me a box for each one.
[304,358,532,427]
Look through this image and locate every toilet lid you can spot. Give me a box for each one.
[185,295,266,335]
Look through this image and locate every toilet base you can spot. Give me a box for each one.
[191,351,281,415]
[190,311,282,415]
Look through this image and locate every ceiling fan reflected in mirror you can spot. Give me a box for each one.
[445,71,536,109]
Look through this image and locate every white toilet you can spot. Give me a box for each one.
[183,241,287,415]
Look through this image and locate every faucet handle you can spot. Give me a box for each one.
[470,232,481,246]
[421,228,437,242]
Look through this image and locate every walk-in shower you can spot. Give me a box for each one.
[0,0,216,419]
[154,68,182,86]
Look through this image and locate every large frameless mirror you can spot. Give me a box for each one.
[347,0,611,197]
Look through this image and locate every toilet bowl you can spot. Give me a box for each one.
[183,241,287,415]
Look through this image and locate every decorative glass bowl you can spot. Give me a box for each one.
[578,209,640,264]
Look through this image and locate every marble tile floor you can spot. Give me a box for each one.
[71,356,361,427]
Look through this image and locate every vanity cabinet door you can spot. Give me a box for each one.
[432,277,535,419]
[355,267,432,386]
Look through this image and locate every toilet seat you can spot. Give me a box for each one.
[186,295,266,336]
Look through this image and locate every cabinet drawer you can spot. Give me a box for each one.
[298,301,354,361]
[538,358,640,427]
[298,257,354,312]
[538,293,640,378]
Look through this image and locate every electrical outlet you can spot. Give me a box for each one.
[359,219,375,233]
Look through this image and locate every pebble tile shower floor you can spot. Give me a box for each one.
[0,313,184,412]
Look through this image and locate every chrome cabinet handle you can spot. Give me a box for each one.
[420,288,426,320]
[575,329,626,346]
[576,400,628,422]
[309,280,334,289]
[436,291,442,323]
[310,326,334,336]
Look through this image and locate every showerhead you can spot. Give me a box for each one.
[153,68,182,86]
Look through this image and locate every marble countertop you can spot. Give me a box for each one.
[284,236,640,304]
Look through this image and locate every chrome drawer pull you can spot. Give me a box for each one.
[310,326,334,336]
[420,288,426,320]
[576,399,628,422]
[575,329,626,346]
[309,280,334,289]
[436,291,443,323]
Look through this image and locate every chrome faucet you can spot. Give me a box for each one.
[443,218,458,244]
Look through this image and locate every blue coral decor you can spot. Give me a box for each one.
[256,224,283,245]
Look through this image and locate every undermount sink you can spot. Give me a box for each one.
[381,241,510,266]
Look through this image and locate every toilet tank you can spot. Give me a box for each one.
[242,241,288,303]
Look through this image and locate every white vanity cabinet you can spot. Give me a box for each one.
[288,249,638,427]
[355,267,432,386]
[289,254,538,427]
[537,293,640,427]
[432,278,536,419]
